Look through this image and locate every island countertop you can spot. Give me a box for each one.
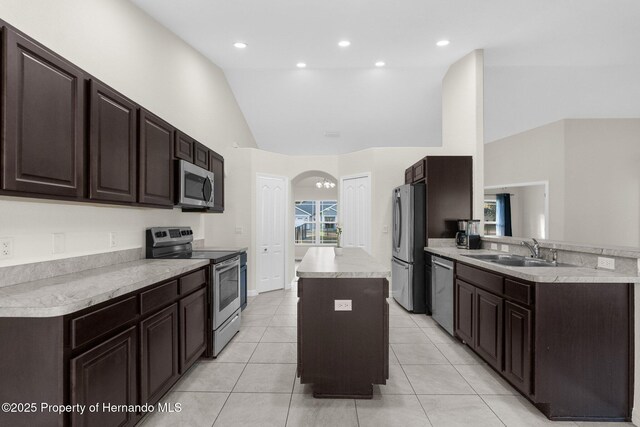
[297,247,391,279]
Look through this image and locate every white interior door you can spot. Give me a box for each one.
[256,174,287,293]
[340,173,371,253]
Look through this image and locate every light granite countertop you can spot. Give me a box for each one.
[297,247,390,279]
[0,259,209,318]
[425,246,640,283]
[197,246,248,253]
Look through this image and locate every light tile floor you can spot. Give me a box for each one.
[141,285,634,427]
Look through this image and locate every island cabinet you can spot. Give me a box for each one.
[0,267,208,427]
[2,27,85,198]
[454,261,632,421]
[297,247,390,398]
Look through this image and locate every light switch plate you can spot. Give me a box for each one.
[109,232,117,248]
[501,244,509,252]
[382,225,388,233]
[597,257,615,270]
[490,243,498,250]
[235,227,243,234]
[334,300,352,311]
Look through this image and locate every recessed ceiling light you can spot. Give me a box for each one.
[233,42,248,49]
[296,62,307,68]
[338,40,351,47]
[375,61,386,67]
[436,40,450,47]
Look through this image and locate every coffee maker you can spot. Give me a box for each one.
[455,219,468,248]
[466,220,482,249]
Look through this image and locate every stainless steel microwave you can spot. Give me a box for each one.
[177,160,214,208]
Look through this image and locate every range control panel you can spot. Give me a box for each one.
[146,226,194,247]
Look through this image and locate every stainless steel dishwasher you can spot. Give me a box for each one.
[431,255,454,335]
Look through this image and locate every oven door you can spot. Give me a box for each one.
[179,160,214,208]
[212,257,241,329]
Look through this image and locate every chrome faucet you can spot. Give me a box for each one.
[521,238,541,258]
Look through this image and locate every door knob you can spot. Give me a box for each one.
[263,248,268,252]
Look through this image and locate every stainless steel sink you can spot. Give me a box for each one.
[463,253,568,267]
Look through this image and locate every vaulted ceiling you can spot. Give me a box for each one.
[132,0,640,153]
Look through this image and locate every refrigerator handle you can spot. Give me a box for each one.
[394,195,402,250]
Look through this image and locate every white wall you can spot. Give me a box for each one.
[563,119,640,248]
[485,120,566,240]
[0,0,255,266]
[485,118,640,247]
[442,50,485,223]
[485,65,640,143]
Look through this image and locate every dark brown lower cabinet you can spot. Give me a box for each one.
[474,288,503,370]
[179,288,207,372]
[454,261,632,421]
[140,304,179,405]
[454,279,475,344]
[70,327,137,427]
[504,301,531,395]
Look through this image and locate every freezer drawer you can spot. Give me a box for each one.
[392,257,413,311]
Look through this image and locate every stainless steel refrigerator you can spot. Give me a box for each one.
[391,183,427,313]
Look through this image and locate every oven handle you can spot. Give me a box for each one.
[215,256,240,271]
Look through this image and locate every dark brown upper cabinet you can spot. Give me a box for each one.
[174,130,194,163]
[411,159,426,182]
[194,142,209,170]
[138,109,175,207]
[2,28,85,198]
[404,167,413,184]
[208,150,224,212]
[88,80,138,203]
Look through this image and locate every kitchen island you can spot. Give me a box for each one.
[296,247,390,398]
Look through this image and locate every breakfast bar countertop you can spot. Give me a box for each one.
[425,246,640,283]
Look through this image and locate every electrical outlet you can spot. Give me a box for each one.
[235,227,243,234]
[109,232,117,248]
[382,225,388,233]
[52,233,65,254]
[490,243,498,250]
[334,300,352,311]
[597,257,615,270]
[0,238,13,259]
[501,244,509,252]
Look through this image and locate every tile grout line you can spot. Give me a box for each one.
[393,344,435,426]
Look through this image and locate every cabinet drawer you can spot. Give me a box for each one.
[456,263,503,295]
[179,268,207,295]
[71,296,138,349]
[140,280,179,315]
[505,279,532,306]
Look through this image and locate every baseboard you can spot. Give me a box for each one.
[247,289,259,297]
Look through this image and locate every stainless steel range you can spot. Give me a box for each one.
[146,227,241,357]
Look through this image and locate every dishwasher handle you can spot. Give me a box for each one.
[433,260,453,270]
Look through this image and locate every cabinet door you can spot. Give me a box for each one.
[71,327,137,427]
[179,288,207,372]
[455,279,475,344]
[412,159,426,182]
[208,150,224,212]
[404,167,413,184]
[194,142,209,169]
[174,130,194,162]
[474,288,503,370]
[504,301,532,395]
[139,109,174,206]
[88,80,137,203]
[3,29,84,197]
[140,304,179,405]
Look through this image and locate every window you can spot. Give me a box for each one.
[295,200,338,245]
[484,199,497,236]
